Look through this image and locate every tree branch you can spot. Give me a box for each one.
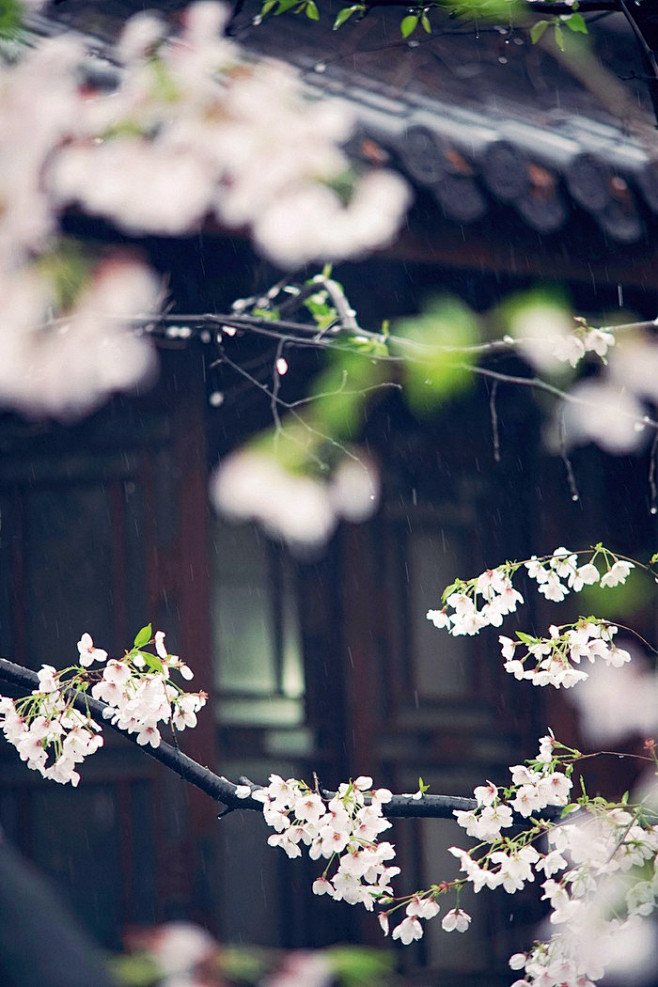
[0,658,478,819]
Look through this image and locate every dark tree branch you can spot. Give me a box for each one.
[360,0,618,11]
[0,658,478,819]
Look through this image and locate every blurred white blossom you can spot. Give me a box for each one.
[211,449,379,549]
[0,2,410,420]
[610,340,658,405]
[47,6,410,265]
[510,303,582,372]
[568,650,658,744]
[560,379,646,453]
[0,255,159,419]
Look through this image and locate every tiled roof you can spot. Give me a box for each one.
[30,0,658,245]
[302,63,658,241]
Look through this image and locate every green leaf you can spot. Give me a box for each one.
[421,11,431,32]
[0,0,21,38]
[35,239,100,313]
[553,22,565,50]
[139,651,163,673]
[333,5,360,29]
[564,11,587,32]
[400,13,419,37]
[252,306,280,320]
[310,347,388,440]
[530,18,549,44]
[325,946,395,987]
[151,58,180,103]
[274,0,299,13]
[305,0,319,20]
[133,623,153,649]
[395,297,478,415]
[261,0,277,13]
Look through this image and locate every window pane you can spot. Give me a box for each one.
[409,528,470,698]
[211,518,304,724]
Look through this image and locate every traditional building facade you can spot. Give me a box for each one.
[1,2,658,983]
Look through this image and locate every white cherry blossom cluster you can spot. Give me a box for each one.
[0,673,103,787]
[0,626,206,784]
[524,546,633,601]
[450,738,573,895]
[509,806,658,987]
[427,547,635,661]
[211,447,380,551]
[444,732,658,987]
[0,253,160,420]
[92,629,205,747]
[249,772,474,944]
[444,739,579,924]
[426,565,524,636]
[249,774,400,909]
[500,620,631,689]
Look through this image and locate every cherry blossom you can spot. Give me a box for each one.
[0,626,206,785]
[77,634,108,667]
[441,908,471,932]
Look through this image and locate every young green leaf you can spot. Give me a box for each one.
[138,651,163,674]
[305,1,319,20]
[400,13,419,38]
[333,4,360,28]
[530,19,549,44]
[553,22,565,51]
[133,623,153,649]
[421,10,431,32]
[275,0,300,13]
[564,11,587,32]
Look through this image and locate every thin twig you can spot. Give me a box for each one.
[467,365,658,435]
[489,379,501,463]
[559,404,580,503]
[649,432,658,516]
[217,348,360,466]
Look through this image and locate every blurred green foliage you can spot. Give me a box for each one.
[393,296,477,414]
